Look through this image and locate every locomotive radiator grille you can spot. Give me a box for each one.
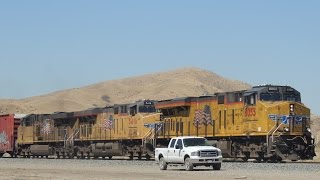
[200,150,218,157]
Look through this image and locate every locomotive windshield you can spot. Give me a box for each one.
[260,92,281,101]
[283,93,301,102]
[256,86,301,103]
[138,100,156,113]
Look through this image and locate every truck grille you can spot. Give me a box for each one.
[200,150,218,157]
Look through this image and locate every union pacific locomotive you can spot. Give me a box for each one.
[0,85,316,162]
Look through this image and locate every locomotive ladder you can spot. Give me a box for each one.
[266,121,283,148]
[142,123,163,148]
[64,129,80,148]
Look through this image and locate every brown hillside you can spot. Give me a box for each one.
[0,67,250,114]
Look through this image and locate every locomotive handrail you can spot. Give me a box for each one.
[142,123,163,148]
[138,112,162,120]
[64,129,80,148]
[271,122,283,143]
[266,123,277,147]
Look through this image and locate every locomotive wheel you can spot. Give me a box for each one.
[129,152,134,160]
[255,152,265,163]
[269,155,282,163]
[242,156,248,162]
[68,154,73,159]
[145,154,151,160]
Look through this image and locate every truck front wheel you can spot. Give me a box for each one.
[212,163,221,170]
[184,157,194,171]
[159,157,167,170]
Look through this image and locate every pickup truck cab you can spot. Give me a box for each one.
[155,136,222,171]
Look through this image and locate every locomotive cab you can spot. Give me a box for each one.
[243,85,315,160]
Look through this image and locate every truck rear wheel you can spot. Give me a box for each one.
[184,157,193,171]
[212,163,221,170]
[159,157,167,170]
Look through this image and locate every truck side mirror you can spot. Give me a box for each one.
[175,144,180,149]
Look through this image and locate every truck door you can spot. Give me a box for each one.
[173,139,184,163]
[167,139,176,162]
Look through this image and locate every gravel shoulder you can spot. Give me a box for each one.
[1,158,320,180]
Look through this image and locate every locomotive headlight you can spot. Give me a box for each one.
[307,128,311,133]
[289,104,294,112]
[191,151,200,156]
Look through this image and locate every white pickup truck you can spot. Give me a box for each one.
[155,136,222,171]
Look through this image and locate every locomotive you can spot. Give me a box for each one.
[0,85,316,162]
[155,85,315,162]
[15,100,160,160]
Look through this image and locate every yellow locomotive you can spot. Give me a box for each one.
[155,85,315,161]
[16,100,161,159]
[15,85,315,162]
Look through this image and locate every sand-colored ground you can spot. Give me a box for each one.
[1,158,320,180]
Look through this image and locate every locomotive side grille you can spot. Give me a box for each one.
[200,150,217,157]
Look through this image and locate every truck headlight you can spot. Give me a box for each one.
[191,151,200,156]
[218,150,222,156]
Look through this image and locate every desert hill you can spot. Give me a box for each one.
[312,115,320,146]
[0,67,250,114]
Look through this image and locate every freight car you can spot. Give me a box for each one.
[154,85,316,162]
[0,114,24,157]
[15,100,161,159]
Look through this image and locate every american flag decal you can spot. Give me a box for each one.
[41,119,52,135]
[193,105,213,127]
[203,105,213,125]
[103,115,113,130]
[193,110,204,127]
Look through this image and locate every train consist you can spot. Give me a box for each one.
[0,85,316,162]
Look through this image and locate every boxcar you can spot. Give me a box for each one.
[0,114,25,156]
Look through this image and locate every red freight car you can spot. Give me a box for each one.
[0,114,24,156]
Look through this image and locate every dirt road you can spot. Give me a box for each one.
[1,158,320,180]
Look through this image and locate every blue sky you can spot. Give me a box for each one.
[0,1,319,114]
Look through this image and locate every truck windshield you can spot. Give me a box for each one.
[183,138,209,147]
